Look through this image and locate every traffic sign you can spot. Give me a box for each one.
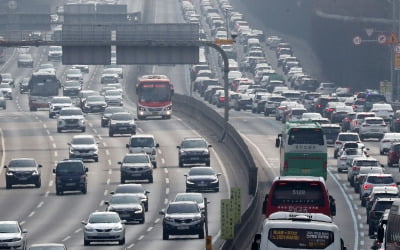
[353,36,361,45]
[395,45,400,54]
[387,33,399,44]
[377,34,387,45]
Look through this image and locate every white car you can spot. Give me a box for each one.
[371,103,394,122]
[337,147,368,173]
[104,89,123,106]
[68,134,98,162]
[65,68,83,83]
[359,117,389,141]
[379,132,400,155]
[57,107,86,133]
[48,96,73,118]
[301,112,322,121]
[0,221,27,250]
[334,132,361,158]
[82,212,126,246]
[0,83,12,99]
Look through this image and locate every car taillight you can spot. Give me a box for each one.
[362,124,369,127]
[326,108,334,112]
[353,105,357,109]
[382,139,390,143]
[335,141,342,145]
[396,119,400,123]
[354,120,358,125]
[278,106,286,110]
[352,166,360,171]
[362,184,373,190]
[340,156,347,160]
[344,118,351,122]
[317,104,322,108]
[219,96,225,102]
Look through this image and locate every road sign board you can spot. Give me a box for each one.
[387,33,399,44]
[215,39,233,45]
[221,199,234,240]
[395,45,400,54]
[377,34,387,44]
[365,28,374,37]
[231,187,241,224]
[395,54,400,70]
[353,36,361,45]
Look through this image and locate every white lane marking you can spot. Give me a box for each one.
[45,191,50,197]
[104,190,108,196]
[89,122,93,127]
[49,180,53,187]
[165,178,169,184]
[108,169,112,174]
[161,158,165,165]
[103,142,107,147]
[154,218,160,223]
[138,235,144,241]
[127,243,135,249]
[164,198,168,204]
[147,227,153,232]
[93,129,97,134]
[20,221,26,225]
[28,211,35,217]
[106,178,110,185]
[328,169,359,250]
[164,168,168,174]
[54,151,58,157]
[106,150,110,156]
[158,149,162,154]
[165,188,169,195]
[49,136,54,142]
[108,159,111,166]
[0,128,5,175]
[46,130,50,135]
[52,143,56,148]
[74,228,82,233]
[37,201,44,208]
[99,200,104,206]
[43,124,47,129]
[61,236,71,242]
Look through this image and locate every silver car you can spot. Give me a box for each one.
[82,212,126,246]
[0,221,27,250]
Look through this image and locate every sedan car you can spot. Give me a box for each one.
[4,158,42,189]
[160,201,205,240]
[177,137,212,167]
[62,80,81,97]
[104,89,123,106]
[0,221,27,250]
[105,194,145,224]
[68,135,99,162]
[28,243,67,250]
[379,132,400,155]
[1,73,15,87]
[109,112,136,137]
[65,68,83,83]
[82,95,107,113]
[82,212,126,246]
[119,153,153,183]
[100,106,125,127]
[111,184,150,212]
[17,53,34,67]
[0,92,6,110]
[0,83,13,100]
[184,167,222,192]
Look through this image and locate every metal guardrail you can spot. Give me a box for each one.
[173,93,260,250]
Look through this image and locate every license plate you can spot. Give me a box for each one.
[119,127,128,130]
[198,183,207,187]
[301,169,311,174]
[66,183,76,186]
[18,177,28,181]
[0,243,7,247]
[130,173,141,176]
[177,226,189,230]
[371,129,379,132]
[152,112,159,115]
[190,157,200,160]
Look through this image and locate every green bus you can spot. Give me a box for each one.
[275,121,328,179]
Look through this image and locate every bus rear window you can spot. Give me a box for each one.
[268,228,334,249]
[288,128,324,145]
[271,182,324,206]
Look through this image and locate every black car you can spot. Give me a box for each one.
[82,95,107,113]
[184,167,221,192]
[19,77,30,94]
[62,80,82,97]
[101,106,125,127]
[368,197,400,237]
[119,153,153,183]
[160,201,205,240]
[108,112,136,137]
[4,158,42,189]
[320,124,341,146]
[53,159,88,195]
[177,137,211,167]
[105,194,145,224]
[341,112,356,132]
[78,90,99,110]
[111,184,150,212]
[313,96,339,114]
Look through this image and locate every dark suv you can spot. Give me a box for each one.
[313,96,339,114]
[160,201,205,240]
[177,137,211,167]
[367,197,400,237]
[53,159,88,195]
[108,112,136,137]
[4,158,42,189]
[387,143,400,167]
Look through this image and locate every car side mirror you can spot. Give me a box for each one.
[67,142,71,146]
[52,169,56,174]
[85,168,89,172]
[156,143,160,147]
[81,220,87,225]
[217,173,222,176]
[275,138,280,148]
[381,164,385,168]
[208,145,212,148]
[145,190,150,194]
[104,201,109,206]
[38,165,43,168]
[118,161,122,164]
[3,165,7,169]
[110,191,115,195]
[176,146,181,149]
[184,174,188,177]
[126,144,129,148]
[22,229,28,234]
[159,210,165,215]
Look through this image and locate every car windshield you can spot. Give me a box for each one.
[374,201,395,212]
[88,214,120,223]
[322,127,341,134]
[112,113,132,120]
[115,185,144,194]
[167,203,199,213]
[189,168,215,176]
[60,109,82,116]
[181,140,207,148]
[338,134,359,141]
[123,155,149,163]
[0,83,10,88]
[104,107,124,114]
[8,159,36,167]
[67,69,81,75]
[56,162,84,174]
[175,194,203,203]
[130,138,154,147]
[110,195,141,204]
[345,148,363,156]
[105,90,121,96]
[64,81,81,87]
[0,223,19,233]
[52,98,71,104]
[367,176,394,184]
[87,96,105,102]
[71,137,95,145]
[365,119,384,125]
[356,161,378,167]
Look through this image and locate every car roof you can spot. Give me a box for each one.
[130,134,155,139]
[72,134,95,139]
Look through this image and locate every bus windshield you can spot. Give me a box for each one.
[271,182,324,206]
[29,75,59,96]
[288,128,324,145]
[138,82,172,102]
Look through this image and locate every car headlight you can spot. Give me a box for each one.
[112,226,123,232]
[193,215,202,221]
[85,226,95,232]
[10,237,22,242]
[202,150,209,155]
[134,208,143,214]
[211,178,219,183]
[79,119,85,125]
[180,150,187,155]
[186,180,195,184]
[152,149,156,155]
[164,217,174,222]
[165,105,172,111]
[6,171,14,176]
[32,170,39,176]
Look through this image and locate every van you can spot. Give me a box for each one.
[253,212,346,250]
[52,159,88,195]
[126,134,159,168]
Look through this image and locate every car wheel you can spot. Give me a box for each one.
[354,186,359,193]
[57,128,62,133]
[388,162,393,167]
[349,179,354,187]
[337,169,342,173]
[145,202,148,212]
[199,229,205,239]
[264,111,269,117]
[153,162,157,168]
[94,157,98,162]
[205,160,210,166]
[163,230,169,240]
[118,238,125,245]
[140,215,145,224]
[35,179,41,188]
[361,198,366,207]
[81,127,86,133]
[81,186,87,194]
[49,113,53,118]
[380,150,384,155]
[84,239,90,246]
[149,175,153,183]
[5,182,12,189]
[56,189,63,195]
[109,131,113,137]
[121,177,125,184]
[251,108,256,113]
[179,160,183,168]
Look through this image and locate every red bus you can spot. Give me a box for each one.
[136,75,174,120]
[262,176,336,218]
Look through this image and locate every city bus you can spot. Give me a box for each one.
[28,71,60,111]
[275,121,328,179]
[136,75,174,120]
[253,212,347,250]
[262,176,336,218]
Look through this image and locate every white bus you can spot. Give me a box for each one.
[253,212,346,250]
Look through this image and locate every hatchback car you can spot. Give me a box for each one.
[359,174,397,207]
[0,221,27,250]
[119,153,153,183]
[105,194,145,224]
[359,117,388,141]
[379,133,400,155]
[184,167,222,192]
[68,135,99,162]
[4,158,42,189]
[177,137,212,167]
[160,201,205,240]
[109,112,136,137]
[111,184,150,211]
[82,212,126,246]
